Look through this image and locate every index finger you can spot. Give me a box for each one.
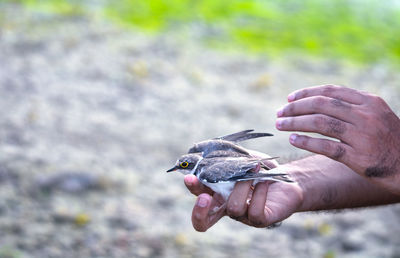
[288,85,366,105]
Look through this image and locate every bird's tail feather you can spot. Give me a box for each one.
[232,173,294,183]
[260,157,279,170]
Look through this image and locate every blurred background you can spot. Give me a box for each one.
[0,0,399,257]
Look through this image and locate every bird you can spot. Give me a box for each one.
[167,130,293,202]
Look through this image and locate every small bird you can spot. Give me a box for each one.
[167,130,293,202]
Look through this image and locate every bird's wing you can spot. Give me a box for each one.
[198,158,259,183]
[214,129,273,142]
[188,130,273,157]
[201,150,250,158]
[188,140,250,157]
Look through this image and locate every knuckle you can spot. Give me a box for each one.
[355,108,377,128]
[312,115,326,130]
[367,93,384,105]
[372,94,382,102]
[311,96,326,110]
[331,145,346,160]
[297,89,307,98]
[321,141,333,153]
[327,118,346,136]
[330,98,349,109]
[354,108,369,121]
[321,84,339,95]
[287,103,295,114]
[282,103,294,116]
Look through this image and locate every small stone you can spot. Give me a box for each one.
[250,73,272,91]
[128,61,148,78]
[341,232,364,252]
[157,197,174,209]
[144,236,164,257]
[74,213,90,227]
[108,216,137,231]
[318,222,332,236]
[174,233,188,247]
[323,250,336,258]
[52,210,74,224]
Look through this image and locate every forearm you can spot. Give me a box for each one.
[285,155,400,212]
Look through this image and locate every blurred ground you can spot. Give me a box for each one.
[0,3,400,258]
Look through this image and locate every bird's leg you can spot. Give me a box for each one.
[207,192,227,216]
[208,202,226,216]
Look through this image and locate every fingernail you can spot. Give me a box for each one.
[289,134,297,144]
[196,196,209,208]
[276,108,283,117]
[288,92,296,102]
[276,118,284,129]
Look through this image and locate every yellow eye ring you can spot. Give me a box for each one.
[180,161,189,168]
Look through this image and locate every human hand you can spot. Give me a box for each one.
[184,159,304,232]
[276,84,400,194]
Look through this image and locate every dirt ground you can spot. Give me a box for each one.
[0,3,399,258]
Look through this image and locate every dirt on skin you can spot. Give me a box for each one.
[0,3,399,258]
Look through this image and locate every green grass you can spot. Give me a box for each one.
[5,0,400,65]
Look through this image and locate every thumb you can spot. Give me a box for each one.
[192,193,225,232]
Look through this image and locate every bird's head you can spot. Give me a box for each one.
[166,154,202,175]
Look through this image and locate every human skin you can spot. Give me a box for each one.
[184,85,400,232]
[276,85,400,195]
[184,155,400,232]
[184,152,303,231]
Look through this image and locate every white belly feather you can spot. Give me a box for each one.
[202,180,236,201]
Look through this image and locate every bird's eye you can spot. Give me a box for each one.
[180,161,189,168]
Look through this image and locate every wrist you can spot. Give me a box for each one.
[280,155,331,212]
[282,163,309,212]
[274,161,310,212]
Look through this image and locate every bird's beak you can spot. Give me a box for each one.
[166,166,178,173]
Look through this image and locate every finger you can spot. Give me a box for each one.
[191,193,225,232]
[192,193,213,232]
[226,180,252,218]
[289,133,353,163]
[207,194,227,227]
[288,85,365,105]
[184,174,214,196]
[277,96,356,124]
[276,114,356,143]
[248,182,269,227]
